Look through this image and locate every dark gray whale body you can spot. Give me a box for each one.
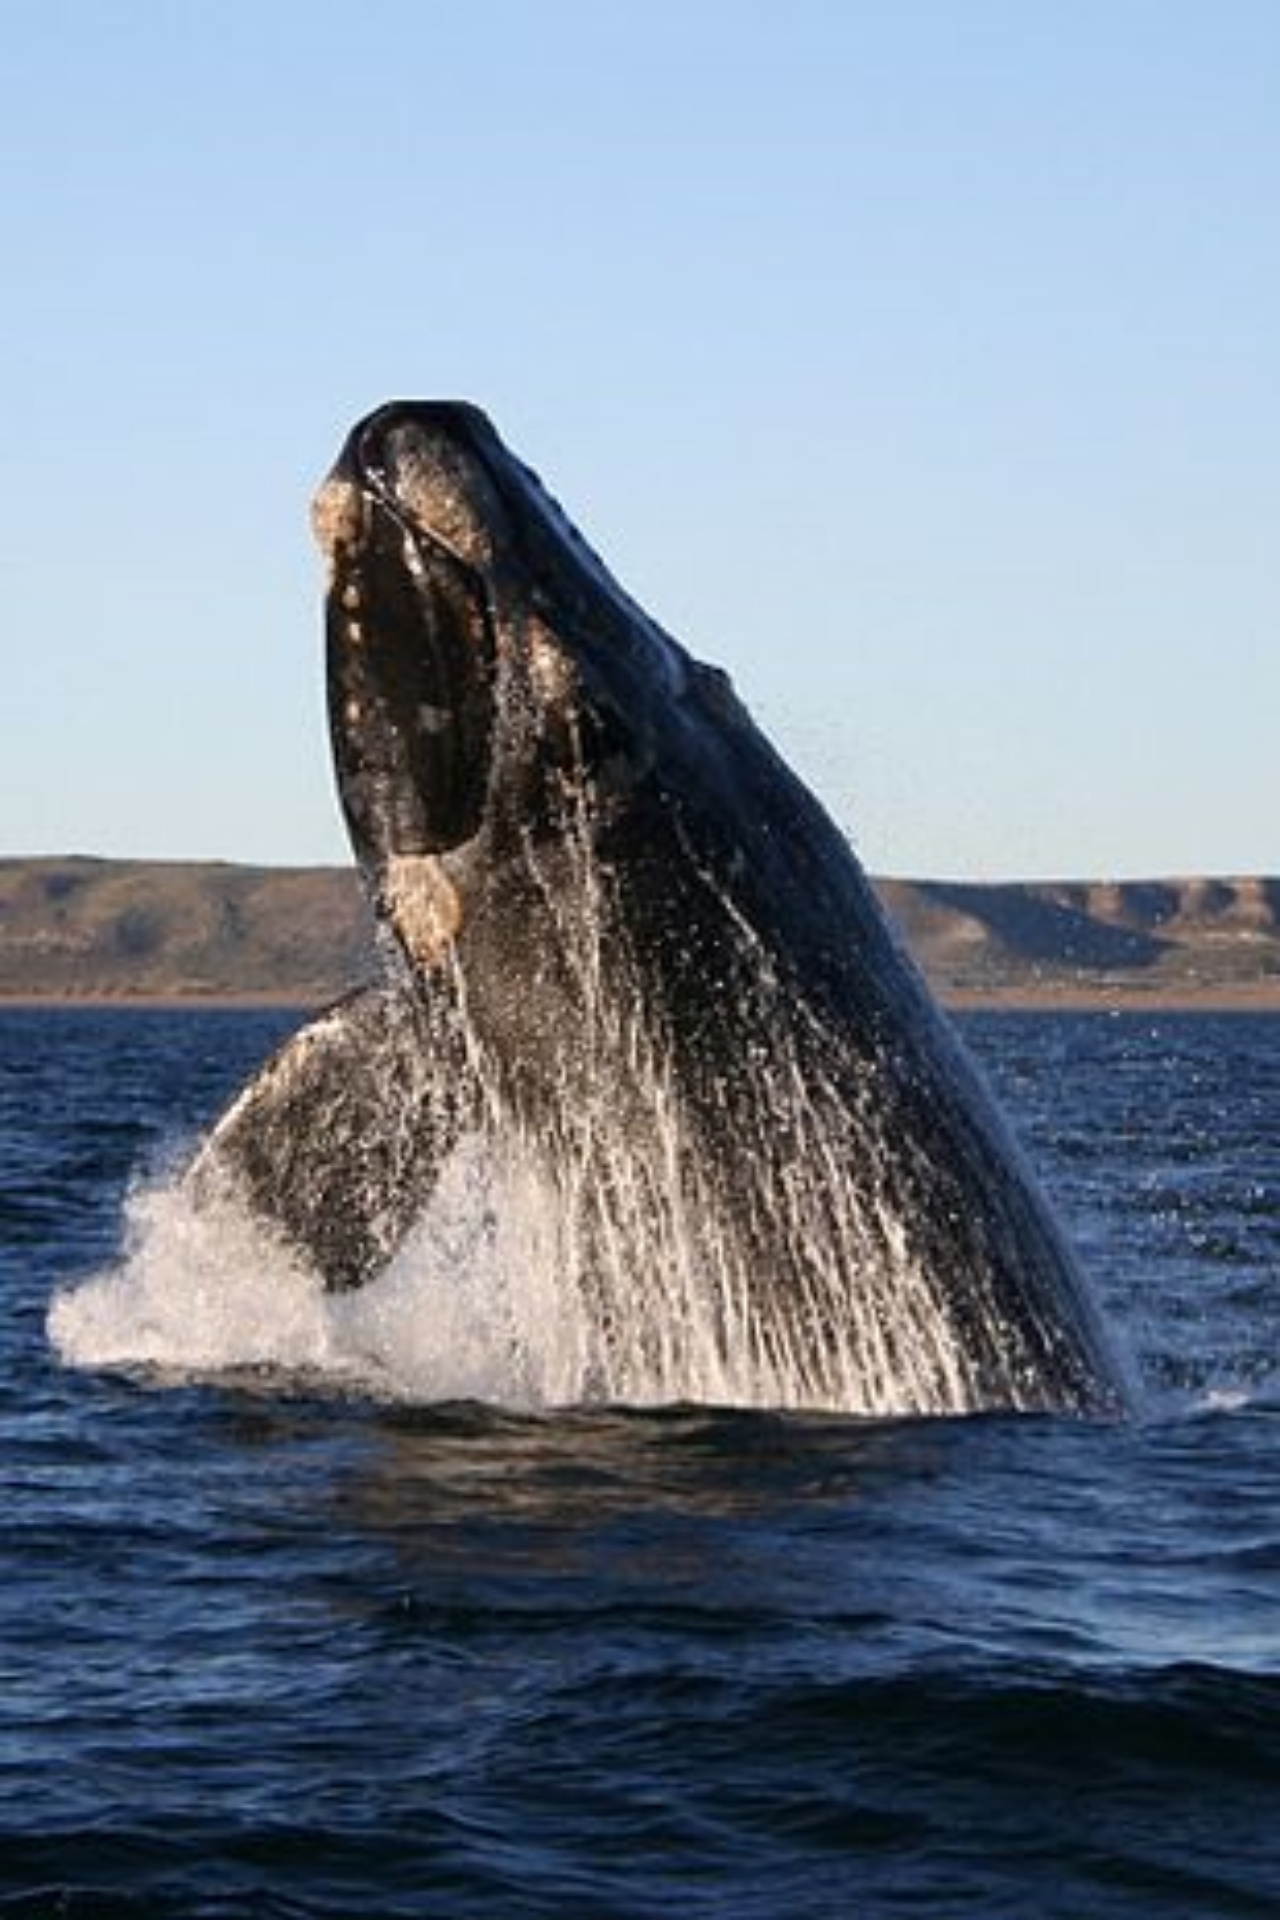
[195,402,1126,1414]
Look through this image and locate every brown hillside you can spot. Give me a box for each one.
[1,859,1276,1008]
[0,858,373,1001]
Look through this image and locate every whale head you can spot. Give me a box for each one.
[312,401,696,969]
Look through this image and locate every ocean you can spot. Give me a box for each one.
[1,1007,1275,1918]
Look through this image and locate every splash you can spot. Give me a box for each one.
[50,786,1119,1417]
[49,1109,976,1414]
[49,1140,588,1404]
[48,963,1070,1417]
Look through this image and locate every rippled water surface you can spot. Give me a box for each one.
[2,1008,1276,1917]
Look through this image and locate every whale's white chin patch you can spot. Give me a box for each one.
[383,853,463,966]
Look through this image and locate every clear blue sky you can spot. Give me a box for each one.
[2,0,1275,879]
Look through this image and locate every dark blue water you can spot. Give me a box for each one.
[2,1008,1276,1917]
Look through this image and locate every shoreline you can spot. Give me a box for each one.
[940,981,1279,1013]
[2,985,1276,1015]
[0,991,331,1012]
[5,862,1274,1018]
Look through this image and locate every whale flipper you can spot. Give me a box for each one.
[193,981,467,1290]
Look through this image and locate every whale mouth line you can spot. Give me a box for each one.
[325,485,500,866]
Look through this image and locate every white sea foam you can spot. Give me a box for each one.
[47,1111,990,1416]
[48,1177,340,1383]
[46,975,1115,1415]
[48,1140,562,1404]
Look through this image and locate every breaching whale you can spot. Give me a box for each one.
[191,401,1126,1415]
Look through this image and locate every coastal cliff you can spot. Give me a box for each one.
[1,858,1276,1008]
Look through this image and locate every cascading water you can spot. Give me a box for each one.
[51,752,1111,1416]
